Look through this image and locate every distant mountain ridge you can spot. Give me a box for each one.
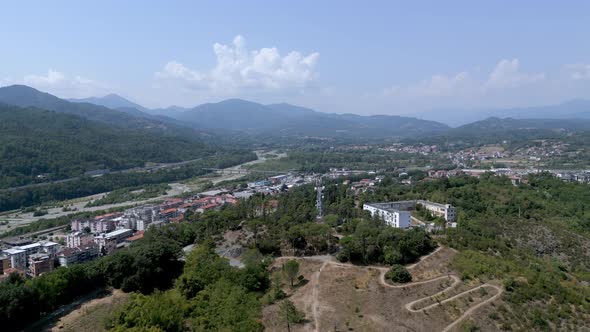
[69,94,147,111]
[413,99,590,127]
[454,117,590,133]
[68,93,451,138]
[10,85,590,141]
[175,99,450,138]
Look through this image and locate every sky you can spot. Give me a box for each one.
[1,1,590,115]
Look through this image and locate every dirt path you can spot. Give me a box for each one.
[440,284,503,332]
[279,246,502,332]
[311,261,328,332]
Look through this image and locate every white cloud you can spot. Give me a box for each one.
[378,58,547,103]
[24,69,66,86]
[155,61,204,82]
[564,63,590,80]
[5,69,108,98]
[485,58,545,89]
[382,71,471,98]
[409,72,471,97]
[155,35,319,92]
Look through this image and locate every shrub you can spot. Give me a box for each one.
[385,264,412,283]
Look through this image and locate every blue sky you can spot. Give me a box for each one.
[2,1,589,114]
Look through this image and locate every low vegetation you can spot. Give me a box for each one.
[385,264,412,283]
[85,184,170,207]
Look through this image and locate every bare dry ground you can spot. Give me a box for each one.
[47,290,130,332]
[263,247,504,332]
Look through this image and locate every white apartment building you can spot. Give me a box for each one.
[3,248,27,270]
[416,200,456,222]
[363,200,456,228]
[363,203,411,228]
[94,228,133,253]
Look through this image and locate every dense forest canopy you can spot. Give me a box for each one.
[0,104,216,188]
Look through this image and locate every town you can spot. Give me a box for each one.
[3,159,589,281]
[0,172,320,279]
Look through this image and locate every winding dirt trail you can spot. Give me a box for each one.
[279,246,503,332]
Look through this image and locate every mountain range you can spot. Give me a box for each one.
[2,85,590,143]
[68,93,450,139]
[413,100,590,127]
[67,91,590,133]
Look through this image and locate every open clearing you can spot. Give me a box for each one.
[45,290,129,332]
[263,246,503,332]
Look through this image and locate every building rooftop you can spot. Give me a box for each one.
[103,228,132,238]
[19,243,42,250]
[126,231,144,242]
[29,252,51,260]
[3,248,26,255]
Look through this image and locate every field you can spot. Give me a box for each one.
[263,247,503,332]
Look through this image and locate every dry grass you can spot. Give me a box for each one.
[49,290,130,332]
[262,247,505,332]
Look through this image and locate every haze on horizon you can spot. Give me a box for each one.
[2,1,589,116]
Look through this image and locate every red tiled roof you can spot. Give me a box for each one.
[200,203,219,210]
[126,231,145,242]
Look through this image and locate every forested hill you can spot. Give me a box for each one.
[0,85,211,141]
[403,116,590,147]
[454,117,590,133]
[0,104,215,189]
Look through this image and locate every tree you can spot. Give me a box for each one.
[385,264,412,283]
[190,279,263,331]
[245,219,263,246]
[280,300,305,332]
[283,260,300,287]
[176,241,231,298]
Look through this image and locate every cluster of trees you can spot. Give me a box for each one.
[107,242,270,331]
[337,219,436,265]
[0,151,256,212]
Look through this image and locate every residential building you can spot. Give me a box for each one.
[57,244,99,267]
[416,200,456,222]
[28,253,54,277]
[71,217,116,233]
[66,232,94,248]
[363,199,456,228]
[0,254,10,274]
[3,248,26,271]
[41,241,60,256]
[94,228,133,254]
[363,203,411,228]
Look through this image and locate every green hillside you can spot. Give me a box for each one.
[0,104,213,188]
